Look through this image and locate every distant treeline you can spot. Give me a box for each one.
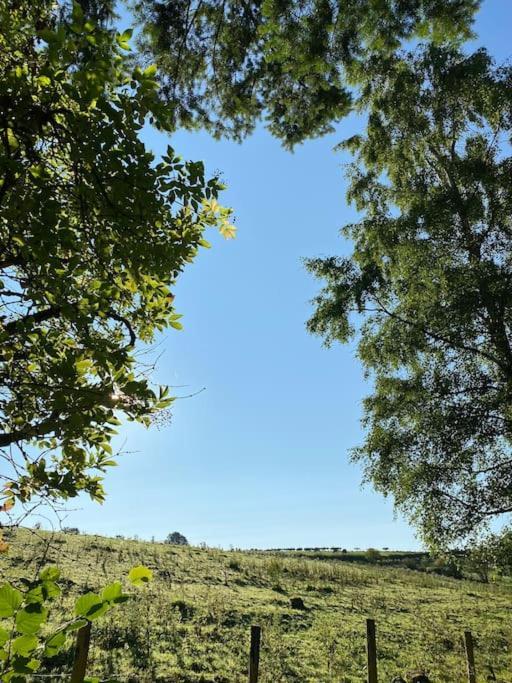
[255,547,507,582]
[259,548,431,567]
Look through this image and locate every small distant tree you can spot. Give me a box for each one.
[465,543,494,583]
[430,555,463,579]
[165,531,189,546]
[465,528,512,581]
[366,548,381,563]
[493,530,512,576]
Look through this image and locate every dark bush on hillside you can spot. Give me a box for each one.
[429,557,463,579]
[366,548,381,563]
[165,531,189,546]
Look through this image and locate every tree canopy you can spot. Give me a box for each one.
[132,0,479,147]
[306,46,512,547]
[0,0,234,511]
[104,0,512,548]
[165,531,189,545]
[2,0,510,552]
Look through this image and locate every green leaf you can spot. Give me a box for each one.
[144,64,157,78]
[29,165,44,179]
[75,592,100,617]
[65,618,88,632]
[74,593,108,620]
[25,585,45,605]
[0,627,9,646]
[12,654,40,674]
[40,566,60,582]
[15,604,47,635]
[38,28,56,43]
[42,581,61,601]
[0,583,22,617]
[75,359,92,374]
[128,565,153,586]
[12,635,38,657]
[71,1,84,21]
[116,28,133,51]
[6,128,19,151]
[44,630,66,657]
[101,581,122,602]
[25,581,59,604]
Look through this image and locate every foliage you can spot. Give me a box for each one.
[132,0,478,147]
[2,528,512,681]
[0,0,234,511]
[126,0,507,552]
[306,45,512,547]
[0,560,151,682]
[165,531,189,546]
[492,529,512,576]
[365,548,381,563]
[464,528,512,581]
[465,544,494,583]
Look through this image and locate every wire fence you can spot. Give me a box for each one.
[28,618,483,683]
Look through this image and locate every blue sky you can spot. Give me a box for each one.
[56,1,512,549]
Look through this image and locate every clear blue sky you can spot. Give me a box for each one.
[56,1,512,549]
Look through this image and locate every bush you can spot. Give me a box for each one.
[165,532,189,546]
[0,565,152,680]
[429,556,463,579]
[366,548,381,563]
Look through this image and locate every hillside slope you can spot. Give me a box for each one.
[1,528,511,682]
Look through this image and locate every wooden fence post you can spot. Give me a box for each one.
[366,618,378,683]
[464,630,476,683]
[248,625,261,683]
[71,621,92,683]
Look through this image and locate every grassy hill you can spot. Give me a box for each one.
[1,528,512,682]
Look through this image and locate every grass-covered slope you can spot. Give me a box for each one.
[1,528,511,682]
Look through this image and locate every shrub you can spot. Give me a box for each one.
[365,548,381,563]
[165,532,189,546]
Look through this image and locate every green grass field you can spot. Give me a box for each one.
[1,528,511,682]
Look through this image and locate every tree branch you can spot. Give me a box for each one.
[108,310,136,348]
[1,307,60,336]
[373,295,506,371]
[0,410,61,448]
